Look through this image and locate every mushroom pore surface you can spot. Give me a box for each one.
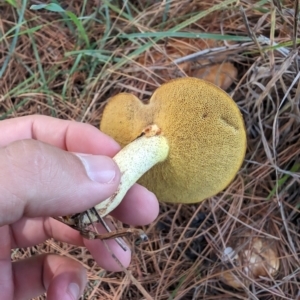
[100,77,246,204]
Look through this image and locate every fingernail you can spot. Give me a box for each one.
[75,154,117,183]
[67,282,80,300]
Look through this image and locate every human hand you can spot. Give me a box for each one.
[0,115,159,300]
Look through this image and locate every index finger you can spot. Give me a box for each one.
[0,115,120,156]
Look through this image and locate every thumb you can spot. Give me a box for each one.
[0,139,120,226]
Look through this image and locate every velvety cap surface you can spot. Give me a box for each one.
[101,77,247,203]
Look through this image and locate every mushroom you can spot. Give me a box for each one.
[87,77,246,221]
[220,235,280,289]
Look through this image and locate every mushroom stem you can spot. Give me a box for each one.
[83,126,169,223]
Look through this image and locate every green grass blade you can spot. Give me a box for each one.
[267,163,300,200]
[4,0,17,7]
[0,0,26,78]
[30,3,90,47]
[30,3,65,12]
[110,0,238,72]
[119,32,251,41]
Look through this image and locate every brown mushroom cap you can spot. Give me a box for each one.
[100,77,246,203]
[220,236,280,289]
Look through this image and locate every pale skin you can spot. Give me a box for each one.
[0,115,159,300]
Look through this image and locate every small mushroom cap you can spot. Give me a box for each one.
[100,77,246,203]
[220,237,279,289]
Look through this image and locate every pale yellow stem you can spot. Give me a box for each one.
[82,129,169,223]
